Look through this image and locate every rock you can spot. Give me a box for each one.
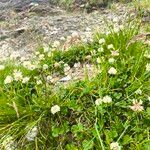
[0,2,136,60]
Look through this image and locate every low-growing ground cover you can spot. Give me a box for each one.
[0,20,150,150]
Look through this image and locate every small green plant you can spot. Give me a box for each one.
[0,21,150,149]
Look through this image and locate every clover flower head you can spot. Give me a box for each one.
[146,63,150,71]
[99,38,105,44]
[4,76,13,84]
[39,54,45,60]
[22,77,30,83]
[2,135,17,150]
[108,44,114,50]
[64,64,70,73]
[43,64,49,70]
[103,95,112,103]
[13,70,23,81]
[51,105,60,114]
[47,75,53,82]
[95,98,103,105]
[108,67,117,75]
[111,51,119,56]
[26,126,38,141]
[0,65,5,70]
[96,57,102,64]
[98,47,104,52]
[36,80,42,85]
[108,58,115,63]
[135,89,142,95]
[74,62,81,68]
[130,99,144,112]
[110,142,121,150]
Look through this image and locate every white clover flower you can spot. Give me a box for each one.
[106,31,111,35]
[26,126,38,141]
[47,75,52,82]
[0,65,5,70]
[130,99,144,112]
[43,64,49,70]
[119,25,124,30]
[39,54,45,60]
[74,62,81,68]
[23,61,37,70]
[47,51,52,57]
[4,76,13,84]
[35,51,40,55]
[64,64,70,73]
[23,61,31,67]
[2,136,17,150]
[13,70,23,81]
[103,95,112,103]
[51,105,60,114]
[108,58,115,63]
[99,38,105,44]
[144,52,150,58]
[85,55,92,60]
[146,63,150,71]
[110,142,121,150]
[96,57,102,64]
[98,47,104,52]
[111,51,119,56]
[52,41,60,48]
[108,67,117,75]
[54,62,60,68]
[36,80,42,85]
[95,98,103,105]
[108,44,114,50]
[114,27,119,33]
[148,96,150,101]
[22,77,30,83]
[135,89,142,95]
[43,46,49,53]
[91,50,96,55]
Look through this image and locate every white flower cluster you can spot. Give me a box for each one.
[51,105,60,114]
[108,67,117,75]
[64,64,70,75]
[2,136,17,150]
[26,126,38,141]
[43,64,49,70]
[0,65,5,70]
[13,70,23,81]
[130,99,144,112]
[4,70,30,84]
[95,95,112,105]
[99,38,105,44]
[108,44,114,50]
[108,58,115,63]
[110,142,121,150]
[135,89,142,95]
[146,63,150,72]
[4,76,13,84]
[23,61,38,70]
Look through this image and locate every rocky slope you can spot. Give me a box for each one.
[0,1,136,61]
